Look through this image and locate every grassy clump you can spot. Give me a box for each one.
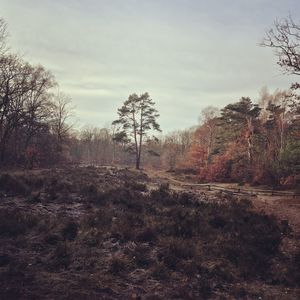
[0,173,30,196]
[61,221,78,241]
[109,256,128,274]
[49,242,71,270]
[0,209,38,236]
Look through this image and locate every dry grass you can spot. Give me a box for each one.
[0,166,299,299]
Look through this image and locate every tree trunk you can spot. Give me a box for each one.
[134,131,139,169]
[246,117,254,165]
[136,156,140,169]
[247,135,252,163]
[136,102,144,170]
[137,137,142,170]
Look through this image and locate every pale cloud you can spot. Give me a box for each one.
[1,0,299,132]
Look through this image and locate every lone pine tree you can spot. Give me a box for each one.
[112,92,161,169]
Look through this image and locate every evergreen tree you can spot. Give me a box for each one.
[112,93,161,169]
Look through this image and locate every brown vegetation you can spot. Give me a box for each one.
[0,167,299,299]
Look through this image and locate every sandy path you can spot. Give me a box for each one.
[145,169,300,235]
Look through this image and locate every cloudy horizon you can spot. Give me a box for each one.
[1,0,300,132]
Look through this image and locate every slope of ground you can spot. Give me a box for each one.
[146,169,300,234]
[0,166,299,299]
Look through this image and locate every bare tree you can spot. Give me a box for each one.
[51,91,74,149]
[80,126,94,164]
[160,129,194,170]
[22,65,55,149]
[0,54,55,164]
[262,16,300,75]
[0,18,8,54]
[0,18,76,167]
[198,107,220,165]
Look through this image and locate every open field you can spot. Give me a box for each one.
[0,166,299,299]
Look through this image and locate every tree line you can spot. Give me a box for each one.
[186,89,299,187]
[1,15,299,189]
[183,16,300,188]
[0,18,73,168]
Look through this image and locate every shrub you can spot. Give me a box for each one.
[80,228,102,247]
[110,256,128,274]
[209,216,227,229]
[169,207,202,238]
[130,245,152,268]
[286,250,300,286]
[158,182,170,194]
[221,212,282,278]
[173,281,212,300]
[158,238,195,270]
[83,208,113,231]
[111,219,135,242]
[178,260,199,276]
[0,209,38,236]
[167,239,195,260]
[61,221,78,241]
[150,183,177,206]
[23,175,45,189]
[80,183,98,198]
[127,181,147,192]
[50,242,71,270]
[108,187,143,212]
[44,233,61,245]
[178,192,198,207]
[27,192,41,204]
[0,174,30,196]
[135,227,156,242]
[56,181,73,194]
[0,254,11,267]
[151,262,168,280]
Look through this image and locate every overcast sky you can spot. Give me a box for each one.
[1,0,300,132]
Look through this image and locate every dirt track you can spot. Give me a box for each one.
[146,169,300,236]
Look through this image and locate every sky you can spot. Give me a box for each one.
[1,0,300,132]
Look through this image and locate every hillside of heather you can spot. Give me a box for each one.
[0,166,299,299]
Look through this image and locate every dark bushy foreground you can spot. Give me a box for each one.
[0,167,299,299]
